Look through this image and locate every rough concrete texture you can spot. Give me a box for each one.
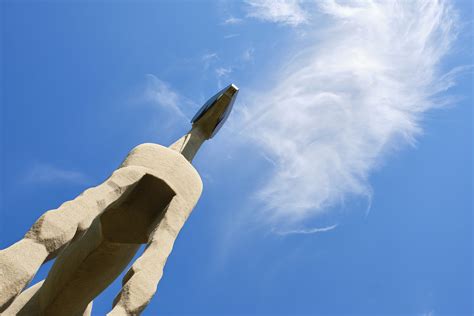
[0,143,202,315]
[2,281,93,316]
[1,84,238,315]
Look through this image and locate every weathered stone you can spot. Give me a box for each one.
[0,84,238,315]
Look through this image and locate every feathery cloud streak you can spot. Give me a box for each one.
[23,163,90,185]
[245,0,308,26]
[144,74,190,120]
[274,224,338,236]
[241,0,459,225]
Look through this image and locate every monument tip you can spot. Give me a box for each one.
[191,84,239,139]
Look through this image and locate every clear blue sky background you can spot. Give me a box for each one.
[1,1,472,315]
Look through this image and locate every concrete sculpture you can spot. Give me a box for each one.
[0,84,239,315]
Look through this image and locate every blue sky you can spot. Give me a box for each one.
[1,1,472,315]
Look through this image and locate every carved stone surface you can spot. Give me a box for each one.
[0,84,238,315]
[0,144,202,315]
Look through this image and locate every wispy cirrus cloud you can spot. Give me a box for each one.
[215,66,233,88]
[215,67,232,77]
[144,74,190,119]
[202,52,219,70]
[242,47,255,62]
[223,34,240,39]
[239,0,460,228]
[274,224,338,236]
[223,16,243,25]
[23,163,90,185]
[245,0,308,26]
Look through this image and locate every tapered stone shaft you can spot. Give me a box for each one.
[0,84,238,315]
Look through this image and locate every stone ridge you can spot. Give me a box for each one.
[0,143,202,315]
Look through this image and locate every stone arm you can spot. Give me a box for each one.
[0,138,203,314]
[0,132,203,314]
[107,197,195,315]
[0,83,237,314]
[107,130,205,315]
[0,165,148,311]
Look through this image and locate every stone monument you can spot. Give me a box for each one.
[0,84,239,315]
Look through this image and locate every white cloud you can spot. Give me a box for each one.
[215,67,233,78]
[215,67,233,88]
[245,0,308,26]
[274,224,338,236]
[242,47,255,61]
[144,74,189,119]
[240,0,459,226]
[23,164,90,185]
[223,16,243,25]
[214,66,233,89]
[202,52,219,70]
[224,34,240,39]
